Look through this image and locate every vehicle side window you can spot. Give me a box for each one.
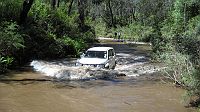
[111,49,115,56]
[108,49,114,59]
[110,49,114,56]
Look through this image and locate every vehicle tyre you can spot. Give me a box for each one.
[111,61,116,69]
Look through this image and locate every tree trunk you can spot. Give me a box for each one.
[57,0,60,7]
[51,0,59,9]
[51,0,56,9]
[68,0,74,16]
[78,0,85,29]
[131,7,136,22]
[19,0,34,25]
[107,0,115,27]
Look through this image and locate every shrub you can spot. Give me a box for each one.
[105,22,154,42]
[23,0,95,59]
[94,21,107,37]
[0,21,24,54]
[158,13,200,107]
[160,50,196,85]
[160,49,200,106]
[0,0,96,73]
[0,21,24,73]
[56,36,87,57]
[0,0,23,22]
[0,56,14,73]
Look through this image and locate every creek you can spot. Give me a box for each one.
[0,41,195,112]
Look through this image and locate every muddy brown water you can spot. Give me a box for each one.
[0,71,195,112]
[0,41,196,112]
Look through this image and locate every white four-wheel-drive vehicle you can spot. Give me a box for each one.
[76,47,116,69]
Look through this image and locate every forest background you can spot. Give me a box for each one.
[0,0,200,108]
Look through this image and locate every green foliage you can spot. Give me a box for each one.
[0,21,24,73]
[0,56,14,73]
[160,50,200,106]
[21,0,95,59]
[30,0,50,23]
[30,0,79,38]
[56,36,87,56]
[0,0,23,21]
[106,22,154,42]
[94,20,107,37]
[0,0,96,74]
[0,21,24,55]
[0,0,200,108]
[127,23,154,42]
[153,0,200,107]
[160,50,196,85]
[81,29,96,43]
[95,21,154,42]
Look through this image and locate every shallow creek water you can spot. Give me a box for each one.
[0,73,194,112]
[0,42,196,112]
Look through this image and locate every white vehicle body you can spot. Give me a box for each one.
[77,47,116,69]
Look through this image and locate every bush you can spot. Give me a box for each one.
[21,0,96,59]
[0,0,96,74]
[106,23,154,42]
[0,21,24,73]
[56,36,87,56]
[160,50,196,85]
[0,56,14,73]
[94,20,107,37]
[128,23,154,42]
[160,49,200,106]
[0,0,23,22]
[156,8,200,107]
[0,21,24,55]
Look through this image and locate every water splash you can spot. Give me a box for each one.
[30,60,121,80]
[30,56,160,80]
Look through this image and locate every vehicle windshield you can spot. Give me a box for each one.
[84,51,107,59]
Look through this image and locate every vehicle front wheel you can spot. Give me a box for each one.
[111,62,116,69]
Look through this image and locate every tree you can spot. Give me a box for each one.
[68,0,74,16]
[106,0,115,27]
[19,0,34,24]
[51,0,60,9]
[78,0,86,30]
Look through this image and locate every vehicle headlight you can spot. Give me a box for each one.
[76,62,83,66]
[97,64,105,68]
[104,63,109,68]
